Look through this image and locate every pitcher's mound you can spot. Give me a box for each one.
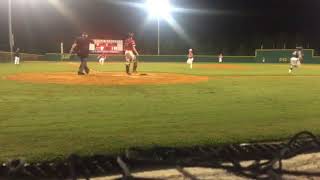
[6,72,208,86]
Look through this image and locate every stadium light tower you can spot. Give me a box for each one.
[8,0,14,62]
[145,0,173,55]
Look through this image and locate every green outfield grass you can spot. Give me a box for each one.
[1,61,320,162]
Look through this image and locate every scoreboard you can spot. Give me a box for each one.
[92,39,123,54]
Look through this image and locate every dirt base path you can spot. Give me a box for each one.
[5,72,208,86]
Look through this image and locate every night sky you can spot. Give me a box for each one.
[0,0,320,55]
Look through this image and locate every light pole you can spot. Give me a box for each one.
[8,0,14,62]
[157,17,160,55]
[145,0,172,55]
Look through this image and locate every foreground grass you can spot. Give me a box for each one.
[0,61,320,162]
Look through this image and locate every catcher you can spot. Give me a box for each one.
[124,32,139,75]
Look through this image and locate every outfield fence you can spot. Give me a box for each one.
[45,53,256,63]
[255,49,319,63]
[2,49,320,63]
[45,49,320,64]
[0,51,43,62]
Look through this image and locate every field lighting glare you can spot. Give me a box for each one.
[146,0,173,19]
[145,0,174,55]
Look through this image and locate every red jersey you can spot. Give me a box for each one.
[188,52,194,58]
[124,38,136,51]
[98,54,107,59]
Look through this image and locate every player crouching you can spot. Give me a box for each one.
[124,32,139,75]
[289,47,303,73]
[186,49,194,69]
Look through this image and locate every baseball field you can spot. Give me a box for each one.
[1,61,320,163]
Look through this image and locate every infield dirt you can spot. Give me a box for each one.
[5,72,209,86]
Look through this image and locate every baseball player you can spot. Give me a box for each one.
[14,48,20,65]
[98,53,107,65]
[218,53,223,63]
[186,49,194,69]
[70,32,95,75]
[289,47,303,73]
[124,32,139,75]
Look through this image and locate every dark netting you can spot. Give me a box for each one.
[0,131,319,180]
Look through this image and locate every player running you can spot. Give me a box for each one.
[289,47,303,73]
[124,32,139,75]
[14,48,20,65]
[186,49,194,69]
[98,53,107,65]
[218,53,223,63]
[70,32,95,75]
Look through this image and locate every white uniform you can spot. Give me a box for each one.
[219,54,223,63]
[290,51,301,67]
[98,55,107,65]
[14,56,20,65]
[289,49,303,73]
[99,57,105,65]
[125,50,136,65]
[290,57,301,67]
[187,49,194,69]
[187,57,194,64]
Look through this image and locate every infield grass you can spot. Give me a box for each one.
[0,61,320,162]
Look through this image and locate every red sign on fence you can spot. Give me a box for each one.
[92,39,123,54]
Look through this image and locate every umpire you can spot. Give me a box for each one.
[70,32,94,75]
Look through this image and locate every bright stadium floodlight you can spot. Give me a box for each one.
[146,0,172,19]
[145,0,173,55]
